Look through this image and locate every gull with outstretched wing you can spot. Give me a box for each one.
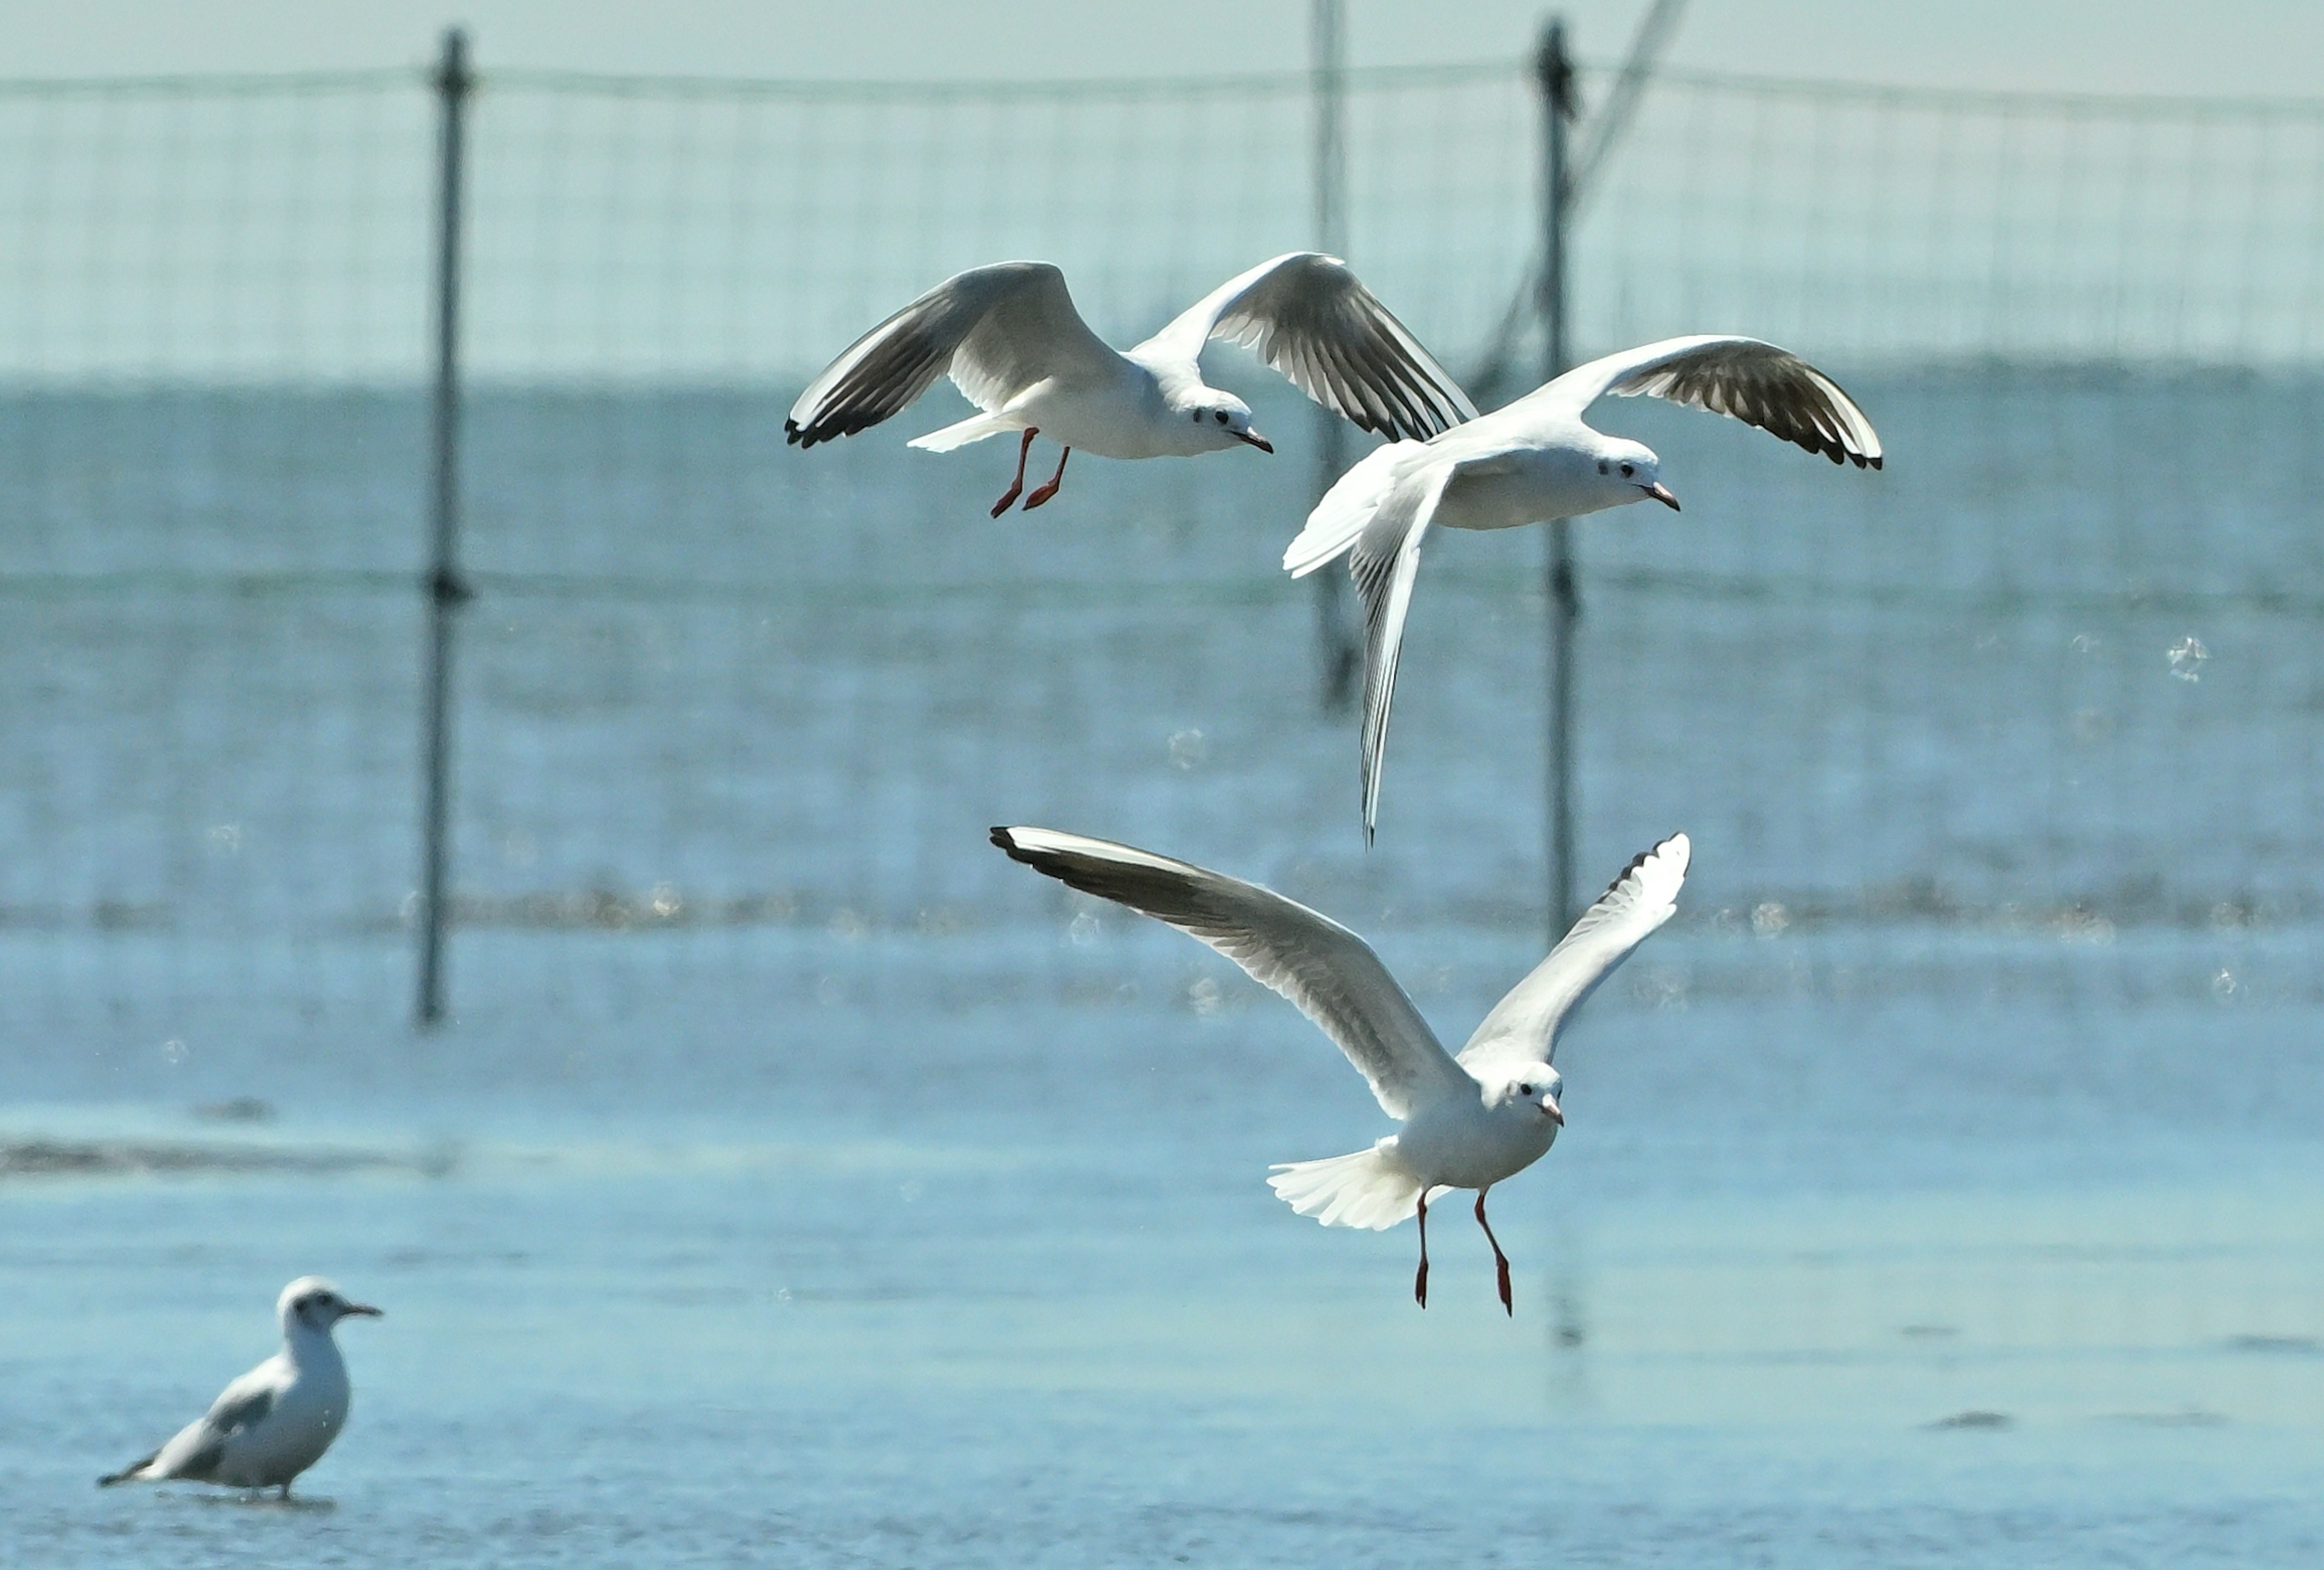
[993,826,1689,1313]
[787,252,1474,516]
[1283,335,1881,841]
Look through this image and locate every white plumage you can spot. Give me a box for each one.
[993,825,1690,1313]
[1284,334,1882,841]
[99,1276,381,1499]
[787,252,1475,516]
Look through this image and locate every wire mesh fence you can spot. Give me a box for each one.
[2,42,2321,1099]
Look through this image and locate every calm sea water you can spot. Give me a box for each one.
[5,373,2323,1564]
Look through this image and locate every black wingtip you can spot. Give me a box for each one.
[1866,454,1884,471]
[990,826,1027,861]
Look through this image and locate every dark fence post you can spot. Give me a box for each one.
[1310,0,1359,711]
[416,27,472,1029]
[1538,18,1580,938]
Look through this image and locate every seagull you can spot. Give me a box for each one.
[785,252,1476,517]
[992,825,1689,1314]
[1282,335,1882,839]
[99,1276,381,1499]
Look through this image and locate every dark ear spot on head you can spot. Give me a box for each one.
[1191,410,1203,423]
[1597,459,1609,475]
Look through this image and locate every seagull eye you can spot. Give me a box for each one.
[1620,462,1635,477]
[1215,411,1229,424]
[1518,1083,1533,1096]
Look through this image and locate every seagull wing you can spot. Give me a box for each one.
[785,262,1120,447]
[119,1361,283,1483]
[1345,448,1521,841]
[1529,335,1882,468]
[991,827,1472,1118]
[200,1368,280,1441]
[1135,252,1478,439]
[1457,833,1690,1079]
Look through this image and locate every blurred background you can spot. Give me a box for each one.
[5,4,2322,1566]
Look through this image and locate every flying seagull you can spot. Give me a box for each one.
[1282,335,1882,840]
[786,252,1476,517]
[99,1276,381,1499]
[992,825,1689,1313]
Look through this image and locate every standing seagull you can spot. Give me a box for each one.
[785,252,1476,516]
[992,826,1689,1313]
[1282,335,1882,839]
[99,1276,381,1499]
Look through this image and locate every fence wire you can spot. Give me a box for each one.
[2,54,2320,1093]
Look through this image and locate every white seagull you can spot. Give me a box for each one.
[1282,335,1883,839]
[992,825,1689,1313]
[786,252,1476,516]
[99,1276,381,1499]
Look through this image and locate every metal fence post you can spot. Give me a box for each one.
[1310,0,1359,712]
[416,27,472,1028]
[1537,18,1580,937]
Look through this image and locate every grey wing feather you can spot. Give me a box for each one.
[1542,335,1882,468]
[1457,833,1690,1077]
[991,827,1471,1118]
[204,1381,277,1438]
[785,263,1114,447]
[99,1363,280,1485]
[1138,252,1477,440]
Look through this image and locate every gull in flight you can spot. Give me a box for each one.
[99,1276,381,1499]
[993,826,1689,1313]
[786,252,1475,516]
[1282,335,1882,839]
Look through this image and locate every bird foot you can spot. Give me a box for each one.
[1495,1253,1513,1316]
[1413,1257,1429,1309]
[988,482,1022,517]
[1022,477,1062,510]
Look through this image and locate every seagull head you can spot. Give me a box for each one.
[278,1276,383,1336]
[1592,439,1678,512]
[1175,388,1272,454]
[1502,1066,1564,1128]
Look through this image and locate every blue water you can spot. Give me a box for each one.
[5,371,2324,1564]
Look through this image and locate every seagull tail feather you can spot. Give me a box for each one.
[1267,1145,1425,1231]
[907,413,1019,453]
[1283,439,1422,577]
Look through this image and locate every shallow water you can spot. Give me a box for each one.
[8,977,2324,1568]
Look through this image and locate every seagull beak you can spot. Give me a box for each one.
[341,1302,383,1319]
[1640,482,1680,511]
[1541,1095,1564,1126]
[1237,429,1274,453]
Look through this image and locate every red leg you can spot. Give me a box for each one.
[1474,1189,1512,1316]
[990,427,1038,517]
[1022,445,1071,510]
[1413,1189,1431,1309]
